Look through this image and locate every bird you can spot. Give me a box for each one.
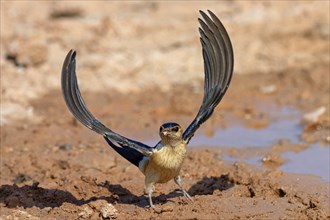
[61,10,234,209]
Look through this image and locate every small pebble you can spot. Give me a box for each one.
[78,206,93,219]
[303,106,326,123]
[260,84,277,94]
[100,203,118,219]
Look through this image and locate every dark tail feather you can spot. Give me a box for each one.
[104,137,144,168]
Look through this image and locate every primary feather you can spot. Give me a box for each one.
[183,10,234,143]
[61,50,154,155]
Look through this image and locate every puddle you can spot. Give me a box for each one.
[190,106,330,182]
[228,143,330,182]
[280,143,330,181]
[189,106,302,148]
[189,119,302,148]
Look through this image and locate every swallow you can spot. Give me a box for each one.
[61,10,233,209]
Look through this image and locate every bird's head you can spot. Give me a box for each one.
[159,122,183,146]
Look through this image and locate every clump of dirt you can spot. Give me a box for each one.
[261,154,288,169]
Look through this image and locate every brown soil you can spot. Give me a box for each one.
[1,2,329,220]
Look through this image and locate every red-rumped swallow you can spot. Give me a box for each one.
[61,10,233,209]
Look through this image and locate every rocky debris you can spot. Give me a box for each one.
[303,106,326,123]
[262,154,288,169]
[78,206,93,219]
[100,203,118,219]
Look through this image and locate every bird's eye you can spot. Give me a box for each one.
[172,127,179,132]
[159,126,163,132]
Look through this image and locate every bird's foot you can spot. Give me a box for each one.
[150,204,163,213]
[148,199,157,209]
[182,190,193,201]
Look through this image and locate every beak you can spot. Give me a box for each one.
[162,131,169,136]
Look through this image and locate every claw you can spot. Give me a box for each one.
[182,189,193,201]
[174,176,194,202]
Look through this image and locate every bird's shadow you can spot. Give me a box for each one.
[150,174,234,206]
[0,174,233,209]
[0,181,146,209]
[188,174,234,196]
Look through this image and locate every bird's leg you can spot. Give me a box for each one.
[174,175,193,201]
[145,183,156,208]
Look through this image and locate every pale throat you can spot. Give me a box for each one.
[160,135,184,148]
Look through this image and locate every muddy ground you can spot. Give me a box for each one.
[1,2,329,220]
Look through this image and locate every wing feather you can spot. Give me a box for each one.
[61,50,153,155]
[183,10,234,143]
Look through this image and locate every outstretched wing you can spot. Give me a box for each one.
[61,50,154,155]
[183,10,234,143]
